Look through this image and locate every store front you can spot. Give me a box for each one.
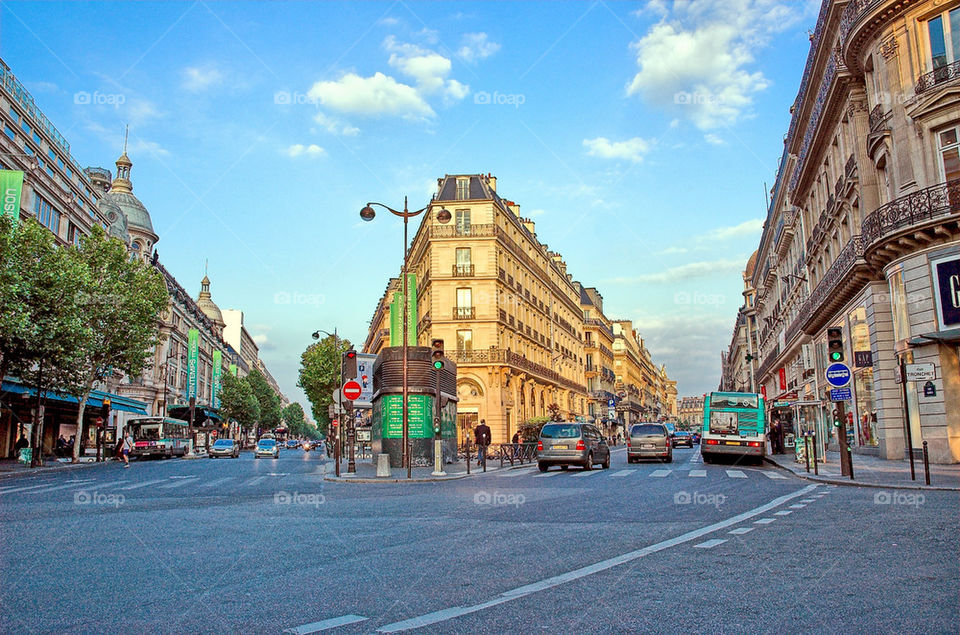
[769,391,798,454]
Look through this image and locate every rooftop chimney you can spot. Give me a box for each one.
[487,173,497,192]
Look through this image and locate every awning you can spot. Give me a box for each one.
[0,379,148,415]
[908,328,960,346]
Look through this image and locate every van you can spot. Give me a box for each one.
[537,422,610,472]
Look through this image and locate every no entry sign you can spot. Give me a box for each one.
[342,381,362,401]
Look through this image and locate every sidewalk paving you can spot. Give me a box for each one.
[765,450,960,491]
[322,456,534,483]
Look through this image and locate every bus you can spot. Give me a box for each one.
[700,392,766,464]
[126,417,191,458]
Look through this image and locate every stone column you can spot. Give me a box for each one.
[865,280,904,459]
[847,85,881,227]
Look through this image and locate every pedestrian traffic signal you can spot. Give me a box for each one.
[827,327,844,362]
[431,338,444,371]
[342,349,357,380]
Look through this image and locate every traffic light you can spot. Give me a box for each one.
[827,327,844,363]
[433,416,441,435]
[431,338,444,371]
[101,398,111,420]
[342,349,357,380]
[832,409,842,427]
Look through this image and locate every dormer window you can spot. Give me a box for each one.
[456,177,469,200]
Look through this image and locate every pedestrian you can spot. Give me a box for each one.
[511,431,521,458]
[120,432,132,468]
[13,434,28,454]
[771,418,782,454]
[475,419,491,466]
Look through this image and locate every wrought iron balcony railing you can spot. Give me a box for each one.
[453,306,475,319]
[452,264,475,277]
[915,61,960,95]
[431,223,495,238]
[861,178,960,247]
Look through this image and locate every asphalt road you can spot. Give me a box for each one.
[0,446,956,634]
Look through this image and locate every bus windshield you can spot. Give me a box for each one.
[710,394,759,409]
[132,423,162,441]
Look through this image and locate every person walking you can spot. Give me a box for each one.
[511,431,521,459]
[120,432,133,468]
[475,419,491,467]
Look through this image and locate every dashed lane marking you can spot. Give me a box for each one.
[610,469,635,477]
[694,539,727,549]
[689,470,706,477]
[200,477,235,488]
[285,614,368,634]
[571,470,601,478]
[649,469,671,478]
[762,471,788,479]
[120,478,168,490]
[728,527,754,535]
[774,510,792,516]
[754,518,776,524]
[726,470,747,479]
[24,480,96,495]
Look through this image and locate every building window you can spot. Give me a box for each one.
[34,195,60,233]
[8,106,17,121]
[457,329,473,351]
[927,8,960,69]
[456,287,472,308]
[20,120,30,135]
[456,177,469,200]
[67,223,82,246]
[455,209,471,235]
[938,126,960,182]
[3,124,14,141]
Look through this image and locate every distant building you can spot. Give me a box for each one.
[677,396,705,428]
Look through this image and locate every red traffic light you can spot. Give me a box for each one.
[345,350,356,359]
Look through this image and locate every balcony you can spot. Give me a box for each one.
[868,104,890,133]
[453,348,585,392]
[452,264,475,277]
[774,209,796,257]
[915,61,960,95]
[431,223,495,238]
[794,235,872,335]
[453,306,475,319]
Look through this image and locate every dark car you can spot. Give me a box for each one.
[537,422,610,471]
[208,438,239,458]
[672,431,694,448]
[285,439,300,450]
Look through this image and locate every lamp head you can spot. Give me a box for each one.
[360,205,376,221]
[312,331,320,340]
[436,207,452,224]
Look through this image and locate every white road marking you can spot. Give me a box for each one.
[120,478,168,490]
[800,498,816,503]
[774,510,792,516]
[610,470,635,477]
[200,477,235,488]
[726,470,747,479]
[285,614,368,634]
[246,475,269,486]
[572,470,601,478]
[532,471,560,478]
[0,482,68,494]
[376,484,818,632]
[728,527,754,535]
[689,470,707,478]
[762,471,788,479]
[24,480,96,495]
[694,539,727,549]
[159,477,198,489]
[499,469,535,477]
[754,518,776,524]
[789,503,806,508]
[649,469,671,478]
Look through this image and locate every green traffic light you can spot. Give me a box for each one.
[830,352,843,361]
[433,360,443,370]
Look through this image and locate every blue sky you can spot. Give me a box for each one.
[1,0,820,405]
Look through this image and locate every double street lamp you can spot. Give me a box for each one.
[360,197,451,478]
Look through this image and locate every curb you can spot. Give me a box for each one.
[322,462,536,484]
[763,457,960,492]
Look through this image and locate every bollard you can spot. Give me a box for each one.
[804,436,810,473]
[812,433,818,476]
[847,446,854,480]
[922,440,931,486]
[376,453,391,478]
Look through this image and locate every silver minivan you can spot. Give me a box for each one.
[537,422,610,471]
[627,423,673,463]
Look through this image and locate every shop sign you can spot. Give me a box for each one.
[931,255,960,330]
[854,351,873,367]
[778,367,787,390]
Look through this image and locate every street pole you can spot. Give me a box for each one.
[432,363,445,476]
[836,400,852,478]
[899,356,916,480]
[402,197,410,479]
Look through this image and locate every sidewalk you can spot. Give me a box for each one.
[0,450,209,479]
[765,450,960,491]
[322,456,534,483]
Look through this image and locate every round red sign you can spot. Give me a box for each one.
[342,381,362,400]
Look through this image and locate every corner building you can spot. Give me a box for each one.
[751,0,960,463]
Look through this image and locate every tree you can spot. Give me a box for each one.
[297,334,351,435]
[218,373,260,437]
[246,368,281,431]
[66,226,169,462]
[547,402,563,422]
[282,402,307,438]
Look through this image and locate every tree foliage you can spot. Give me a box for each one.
[297,334,351,435]
[245,368,281,431]
[218,372,260,433]
[282,402,307,438]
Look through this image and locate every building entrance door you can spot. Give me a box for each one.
[457,412,478,448]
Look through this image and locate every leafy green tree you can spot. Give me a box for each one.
[282,402,307,438]
[66,226,169,462]
[218,372,260,438]
[297,334,351,436]
[246,368,281,431]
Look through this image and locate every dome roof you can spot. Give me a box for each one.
[98,195,131,243]
[745,250,759,278]
[106,190,154,234]
[197,275,225,327]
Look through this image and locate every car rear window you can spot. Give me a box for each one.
[630,424,665,436]
[213,440,232,446]
[540,424,580,439]
[259,440,276,447]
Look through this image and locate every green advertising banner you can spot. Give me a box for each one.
[211,350,222,408]
[1,170,24,221]
[187,329,199,400]
[229,363,237,377]
[377,393,457,439]
[406,273,417,346]
[389,291,402,347]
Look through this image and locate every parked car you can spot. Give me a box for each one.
[672,431,694,448]
[627,423,673,463]
[537,422,610,472]
[255,438,279,459]
[208,438,239,458]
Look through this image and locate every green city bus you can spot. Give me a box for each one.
[700,392,766,464]
[127,417,191,458]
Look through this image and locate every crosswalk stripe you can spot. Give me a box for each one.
[499,468,535,477]
[0,482,64,494]
[572,470,601,478]
[610,469,635,477]
[532,471,560,478]
[25,480,96,494]
[773,510,792,516]
[120,478,168,490]
[649,469,671,477]
[726,470,747,479]
[689,470,706,477]
[762,471,788,479]
[694,539,726,549]
[200,477,235,488]
[754,518,776,524]
[245,475,269,486]
[728,527,754,535]
[159,477,198,489]
[789,503,806,509]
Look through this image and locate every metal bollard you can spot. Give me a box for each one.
[812,433,818,476]
[804,436,811,473]
[847,446,854,480]
[922,440,931,486]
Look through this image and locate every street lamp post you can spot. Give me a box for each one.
[312,328,342,477]
[360,198,450,478]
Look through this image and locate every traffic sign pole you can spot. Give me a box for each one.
[899,357,916,481]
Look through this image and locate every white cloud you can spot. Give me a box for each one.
[704,133,724,145]
[608,257,746,283]
[528,208,547,217]
[182,65,222,92]
[626,0,802,130]
[655,246,689,255]
[307,72,434,119]
[383,36,469,101]
[252,333,277,351]
[699,218,764,241]
[583,136,653,163]
[284,143,325,158]
[458,32,501,63]
[313,111,359,136]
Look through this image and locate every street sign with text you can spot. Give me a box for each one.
[829,387,851,402]
[904,363,935,382]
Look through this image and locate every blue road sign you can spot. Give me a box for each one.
[608,398,616,407]
[825,362,852,388]
[829,387,851,402]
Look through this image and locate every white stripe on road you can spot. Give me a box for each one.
[200,477,235,488]
[774,510,792,516]
[25,480,96,494]
[245,475,269,486]
[689,470,706,478]
[532,471,560,478]
[789,504,806,509]
[694,539,727,549]
[120,478,168,490]
[762,471,788,479]
[376,484,819,632]
[728,527,754,535]
[159,477,198,489]
[610,469,635,477]
[800,498,816,503]
[572,470,601,478]
[649,469,671,478]
[726,470,747,479]
[754,518,776,525]
[285,615,368,634]
[0,482,69,494]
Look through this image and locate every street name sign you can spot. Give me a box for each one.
[825,362,852,388]
[829,387,851,402]
[904,363,935,382]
